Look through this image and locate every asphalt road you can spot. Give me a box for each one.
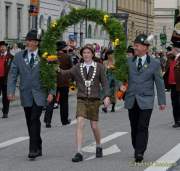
[0,92,180,171]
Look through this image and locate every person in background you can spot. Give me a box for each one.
[163,34,180,128]
[102,49,116,113]
[57,41,72,125]
[10,43,21,56]
[0,41,13,118]
[44,41,74,127]
[127,45,134,58]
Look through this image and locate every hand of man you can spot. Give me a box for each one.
[159,104,166,111]
[47,94,53,103]
[7,95,16,101]
[104,97,110,108]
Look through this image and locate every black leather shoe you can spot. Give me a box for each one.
[62,119,71,126]
[2,114,8,119]
[46,123,51,128]
[96,147,103,158]
[37,149,42,156]
[28,151,39,159]
[72,153,83,162]
[135,153,143,163]
[172,123,180,128]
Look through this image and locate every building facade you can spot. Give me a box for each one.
[0,0,116,46]
[0,0,30,42]
[117,0,154,45]
[85,0,117,46]
[154,0,179,50]
[37,0,86,46]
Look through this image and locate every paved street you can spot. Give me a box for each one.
[0,91,180,171]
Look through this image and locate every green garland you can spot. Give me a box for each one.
[39,8,128,92]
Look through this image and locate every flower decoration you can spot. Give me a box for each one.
[116,82,128,100]
[47,55,58,62]
[42,52,48,59]
[51,20,58,28]
[42,52,58,62]
[40,8,128,92]
[115,38,120,46]
[103,14,109,24]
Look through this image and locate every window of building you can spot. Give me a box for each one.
[95,0,97,9]
[39,15,44,29]
[100,27,105,38]
[80,21,84,47]
[89,0,91,8]
[88,24,92,38]
[5,5,10,39]
[28,15,31,31]
[101,0,103,9]
[47,16,51,28]
[17,7,22,40]
[107,0,109,12]
[94,24,98,38]
[60,9,66,17]
[112,0,114,12]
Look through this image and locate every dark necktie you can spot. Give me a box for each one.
[30,53,34,68]
[137,58,142,71]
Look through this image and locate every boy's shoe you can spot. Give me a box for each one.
[72,153,83,162]
[102,107,107,113]
[96,147,103,158]
[111,108,115,112]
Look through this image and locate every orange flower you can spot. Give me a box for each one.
[47,55,58,61]
[116,82,128,100]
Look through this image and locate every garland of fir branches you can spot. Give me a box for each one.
[39,8,128,92]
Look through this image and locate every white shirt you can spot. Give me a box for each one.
[0,51,7,56]
[83,61,96,73]
[136,55,147,67]
[28,49,38,63]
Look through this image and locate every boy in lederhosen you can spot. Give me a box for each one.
[59,45,110,162]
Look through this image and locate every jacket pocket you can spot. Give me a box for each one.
[143,91,154,96]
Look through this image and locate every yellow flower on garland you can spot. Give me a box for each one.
[103,15,109,24]
[42,52,48,59]
[115,38,120,46]
[107,65,115,69]
[51,20,58,28]
[112,41,115,47]
[47,55,58,61]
